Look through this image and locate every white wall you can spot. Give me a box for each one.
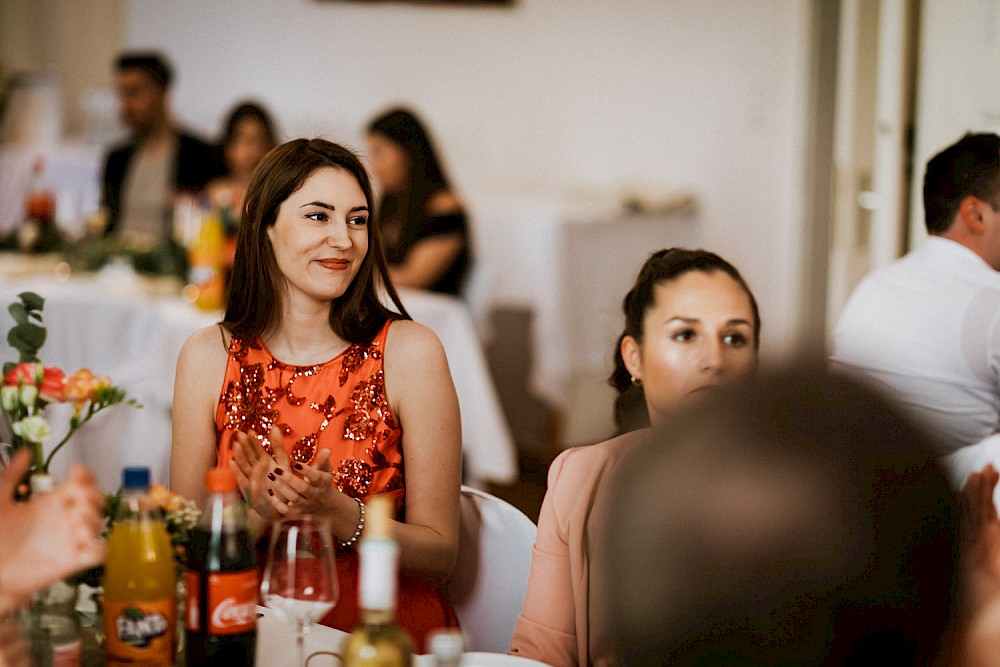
[0,0,121,138]
[911,0,1000,246]
[124,0,814,357]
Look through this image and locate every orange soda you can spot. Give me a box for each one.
[103,467,177,664]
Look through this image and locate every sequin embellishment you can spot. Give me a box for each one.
[218,330,402,500]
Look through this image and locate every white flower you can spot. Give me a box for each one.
[19,385,38,408]
[0,386,18,412]
[13,415,51,443]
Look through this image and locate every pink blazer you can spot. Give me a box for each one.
[509,429,647,667]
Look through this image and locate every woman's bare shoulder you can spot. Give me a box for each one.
[384,319,445,361]
[178,324,232,366]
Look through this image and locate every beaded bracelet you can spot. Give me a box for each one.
[339,497,366,548]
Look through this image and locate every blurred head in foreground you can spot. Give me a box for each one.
[601,364,959,666]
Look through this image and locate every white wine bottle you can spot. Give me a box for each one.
[343,495,416,667]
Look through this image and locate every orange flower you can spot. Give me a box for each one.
[3,363,66,403]
[148,483,171,508]
[149,483,185,513]
[62,368,100,410]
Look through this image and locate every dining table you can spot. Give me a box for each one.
[67,599,548,666]
[253,606,549,667]
[0,254,517,490]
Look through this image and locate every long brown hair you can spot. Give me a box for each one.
[224,138,409,343]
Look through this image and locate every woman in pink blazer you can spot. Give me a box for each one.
[509,248,761,667]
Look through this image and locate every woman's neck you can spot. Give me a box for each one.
[264,295,347,365]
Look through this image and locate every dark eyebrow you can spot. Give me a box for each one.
[299,202,370,214]
[300,201,335,211]
[666,317,752,326]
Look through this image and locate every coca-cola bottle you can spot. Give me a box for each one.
[184,467,257,666]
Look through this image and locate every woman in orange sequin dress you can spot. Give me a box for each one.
[170,139,462,648]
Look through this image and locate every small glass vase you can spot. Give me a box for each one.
[27,472,80,614]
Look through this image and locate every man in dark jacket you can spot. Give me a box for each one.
[101,52,218,239]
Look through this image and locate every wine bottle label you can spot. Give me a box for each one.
[360,539,398,611]
[186,569,258,635]
[104,597,175,663]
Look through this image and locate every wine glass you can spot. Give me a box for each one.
[261,516,340,667]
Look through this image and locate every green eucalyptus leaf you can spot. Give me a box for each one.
[7,303,27,326]
[8,323,45,359]
[17,292,44,312]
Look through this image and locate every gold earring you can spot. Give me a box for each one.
[630,375,642,386]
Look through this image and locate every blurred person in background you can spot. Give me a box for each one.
[101,51,219,240]
[205,100,279,217]
[600,365,961,666]
[509,248,760,666]
[366,108,471,296]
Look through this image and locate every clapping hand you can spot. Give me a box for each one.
[230,427,339,517]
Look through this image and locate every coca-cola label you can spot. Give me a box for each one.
[208,571,258,635]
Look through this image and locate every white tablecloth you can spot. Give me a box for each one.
[255,606,549,667]
[0,266,516,490]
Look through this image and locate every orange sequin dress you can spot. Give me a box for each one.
[215,319,457,649]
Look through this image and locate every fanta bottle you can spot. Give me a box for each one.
[184,467,257,666]
[186,209,226,311]
[103,467,177,665]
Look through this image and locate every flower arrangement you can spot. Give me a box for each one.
[148,483,202,559]
[1,291,138,477]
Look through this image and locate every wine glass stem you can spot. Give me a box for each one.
[297,618,307,667]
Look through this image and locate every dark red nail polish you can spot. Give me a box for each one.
[292,463,303,471]
[274,468,284,476]
[267,472,276,481]
[267,489,274,496]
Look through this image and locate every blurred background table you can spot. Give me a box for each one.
[0,256,516,490]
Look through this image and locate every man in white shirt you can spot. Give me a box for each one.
[831,133,1000,458]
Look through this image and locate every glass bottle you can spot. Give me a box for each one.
[184,467,257,666]
[343,495,416,667]
[102,467,176,665]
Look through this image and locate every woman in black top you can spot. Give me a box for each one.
[366,108,470,296]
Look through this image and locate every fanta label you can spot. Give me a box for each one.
[104,597,175,663]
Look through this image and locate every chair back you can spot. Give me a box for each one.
[459,261,496,341]
[449,485,537,653]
